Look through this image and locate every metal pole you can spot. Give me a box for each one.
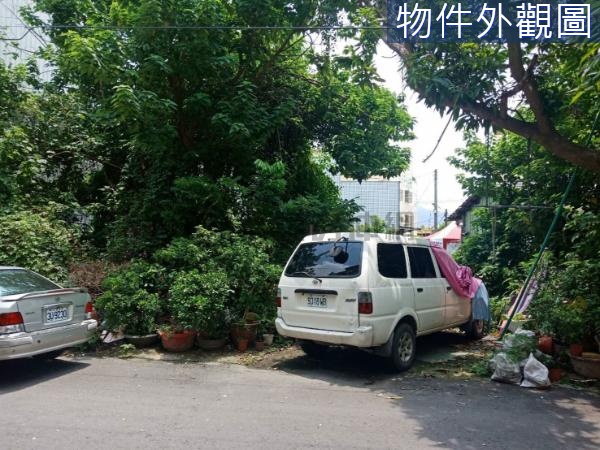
[501,109,600,338]
[433,169,438,229]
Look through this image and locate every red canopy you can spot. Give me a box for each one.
[426,221,462,250]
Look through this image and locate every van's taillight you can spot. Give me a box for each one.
[276,288,282,308]
[358,292,373,314]
[0,312,25,334]
[85,301,96,320]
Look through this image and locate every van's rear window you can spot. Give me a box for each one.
[285,242,363,278]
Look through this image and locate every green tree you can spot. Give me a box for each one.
[24,0,413,258]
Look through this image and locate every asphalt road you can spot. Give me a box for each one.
[1,352,600,450]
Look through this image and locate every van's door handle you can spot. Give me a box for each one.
[417,288,423,293]
[446,286,452,292]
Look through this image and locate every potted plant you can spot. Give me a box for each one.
[95,288,161,348]
[537,323,554,355]
[258,317,275,346]
[537,335,553,354]
[546,359,564,383]
[255,334,265,351]
[163,269,232,352]
[195,289,231,351]
[237,337,249,352]
[158,323,196,352]
[231,314,259,345]
[160,271,203,352]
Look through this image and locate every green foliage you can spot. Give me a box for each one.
[95,261,164,335]
[117,343,138,358]
[157,226,281,321]
[21,0,411,259]
[357,215,394,233]
[488,296,510,329]
[503,332,537,364]
[167,270,231,337]
[528,209,600,343]
[452,130,600,342]
[97,227,281,337]
[470,360,492,378]
[0,209,77,282]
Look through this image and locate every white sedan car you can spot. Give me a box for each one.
[0,266,98,360]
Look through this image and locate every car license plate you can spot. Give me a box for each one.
[307,296,327,308]
[45,305,70,324]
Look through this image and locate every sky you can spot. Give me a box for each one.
[373,41,467,225]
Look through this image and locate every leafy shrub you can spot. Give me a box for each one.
[156,226,281,322]
[529,209,600,343]
[98,229,281,336]
[167,270,231,337]
[0,209,77,282]
[95,262,165,335]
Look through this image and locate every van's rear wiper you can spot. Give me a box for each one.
[292,271,322,283]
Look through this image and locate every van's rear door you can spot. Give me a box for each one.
[279,241,364,333]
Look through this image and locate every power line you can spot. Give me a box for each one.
[1,23,395,32]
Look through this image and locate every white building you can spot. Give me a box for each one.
[332,173,416,233]
[1,0,46,66]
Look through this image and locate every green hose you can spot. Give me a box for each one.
[500,109,600,338]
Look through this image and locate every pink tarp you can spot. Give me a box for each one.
[431,246,481,299]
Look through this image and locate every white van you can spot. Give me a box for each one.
[275,232,484,371]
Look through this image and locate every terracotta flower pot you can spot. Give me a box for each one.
[570,354,600,379]
[159,330,196,352]
[237,338,249,353]
[231,323,258,344]
[548,368,563,383]
[538,336,553,355]
[569,343,584,357]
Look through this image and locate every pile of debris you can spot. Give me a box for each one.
[490,330,550,388]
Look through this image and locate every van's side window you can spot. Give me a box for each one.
[377,244,407,278]
[407,247,437,278]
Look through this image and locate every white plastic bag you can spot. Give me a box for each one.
[520,353,550,389]
[490,352,522,385]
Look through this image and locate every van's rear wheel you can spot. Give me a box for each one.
[389,323,416,372]
[466,319,485,340]
[298,340,328,358]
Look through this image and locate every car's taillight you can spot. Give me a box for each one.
[0,312,25,334]
[358,292,373,314]
[85,301,96,320]
[276,288,281,308]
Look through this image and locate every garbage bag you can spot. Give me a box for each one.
[490,352,522,385]
[520,353,550,389]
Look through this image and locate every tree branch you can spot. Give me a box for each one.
[507,44,552,134]
[383,41,600,173]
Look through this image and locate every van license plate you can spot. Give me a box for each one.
[45,306,69,324]
[307,296,327,308]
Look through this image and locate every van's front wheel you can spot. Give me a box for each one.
[465,319,485,340]
[389,323,416,372]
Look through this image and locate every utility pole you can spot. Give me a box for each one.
[433,169,438,229]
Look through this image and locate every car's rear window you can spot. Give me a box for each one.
[0,269,60,296]
[285,242,363,278]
